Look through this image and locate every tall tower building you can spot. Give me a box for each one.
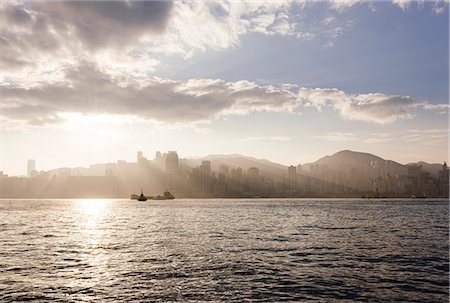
[154,151,164,170]
[438,162,449,197]
[27,159,36,177]
[288,165,297,193]
[165,151,179,174]
[200,160,211,196]
[165,151,179,191]
[231,167,243,193]
[155,151,162,161]
[247,167,259,193]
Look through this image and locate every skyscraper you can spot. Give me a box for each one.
[165,151,179,190]
[247,167,259,193]
[200,160,211,196]
[155,151,162,161]
[165,151,179,174]
[27,159,36,177]
[438,162,449,197]
[154,151,164,170]
[288,165,297,193]
[231,167,243,194]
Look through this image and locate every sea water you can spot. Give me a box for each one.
[0,199,448,302]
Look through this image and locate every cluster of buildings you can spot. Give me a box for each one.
[286,161,449,198]
[134,151,278,197]
[0,151,448,198]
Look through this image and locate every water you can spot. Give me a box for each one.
[0,199,448,302]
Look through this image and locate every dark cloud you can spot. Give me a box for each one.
[0,1,173,70]
[30,1,173,49]
[3,3,33,25]
[3,103,63,126]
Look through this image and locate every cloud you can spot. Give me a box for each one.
[0,1,308,71]
[315,130,447,145]
[1,60,447,128]
[298,88,415,124]
[0,61,298,127]
[403,128,449,145]
[407,128,449,134]
[329,0,362,11]
[146,1,316,57]
[330,0,448,14]
[238,136,291,142]
[31,1,173,50]
[1,0,445,79]
[412,102,450,111]
[314,132,393,143]
[0,0,354,78]
[392,0,449,14]
[409,102,450,115]
[0,1,446,129]
[0,1,170,84]
[363,133,395,144]
[431,1,450,14]
[314,132,359,141]
[392,0,412,10]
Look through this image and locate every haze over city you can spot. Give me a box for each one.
[2,149,447,199]
[1,1,448,177]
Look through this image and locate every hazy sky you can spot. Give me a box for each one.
[1,0,449,176]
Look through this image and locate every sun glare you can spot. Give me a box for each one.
[78,199,111,217]
[59,112,135,138]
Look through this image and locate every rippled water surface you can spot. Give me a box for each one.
[0,199,448,302]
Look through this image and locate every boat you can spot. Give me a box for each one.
[130,189,175,201]
[137,189,147,201]
[130,189,148,201]
[163,190,175,199]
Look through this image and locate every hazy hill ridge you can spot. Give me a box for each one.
[43,150,442,177]
[195,150,440,177]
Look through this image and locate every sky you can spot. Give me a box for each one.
[0,0,449,176]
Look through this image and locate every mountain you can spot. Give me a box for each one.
[304,150,408,176]
[407,161,444,177]
[186,150,444,178]
[186,154,287,178]
[43,150,444,179]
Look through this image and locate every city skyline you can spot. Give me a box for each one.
[1,1,448,176]
[1,149,448,199]
[3,147,450,178]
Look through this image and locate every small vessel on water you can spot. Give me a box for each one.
[163,190,175,199]
[138,189,147,201]
[130,189,175,201]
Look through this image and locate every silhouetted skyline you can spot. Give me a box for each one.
[1,149,448,199]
